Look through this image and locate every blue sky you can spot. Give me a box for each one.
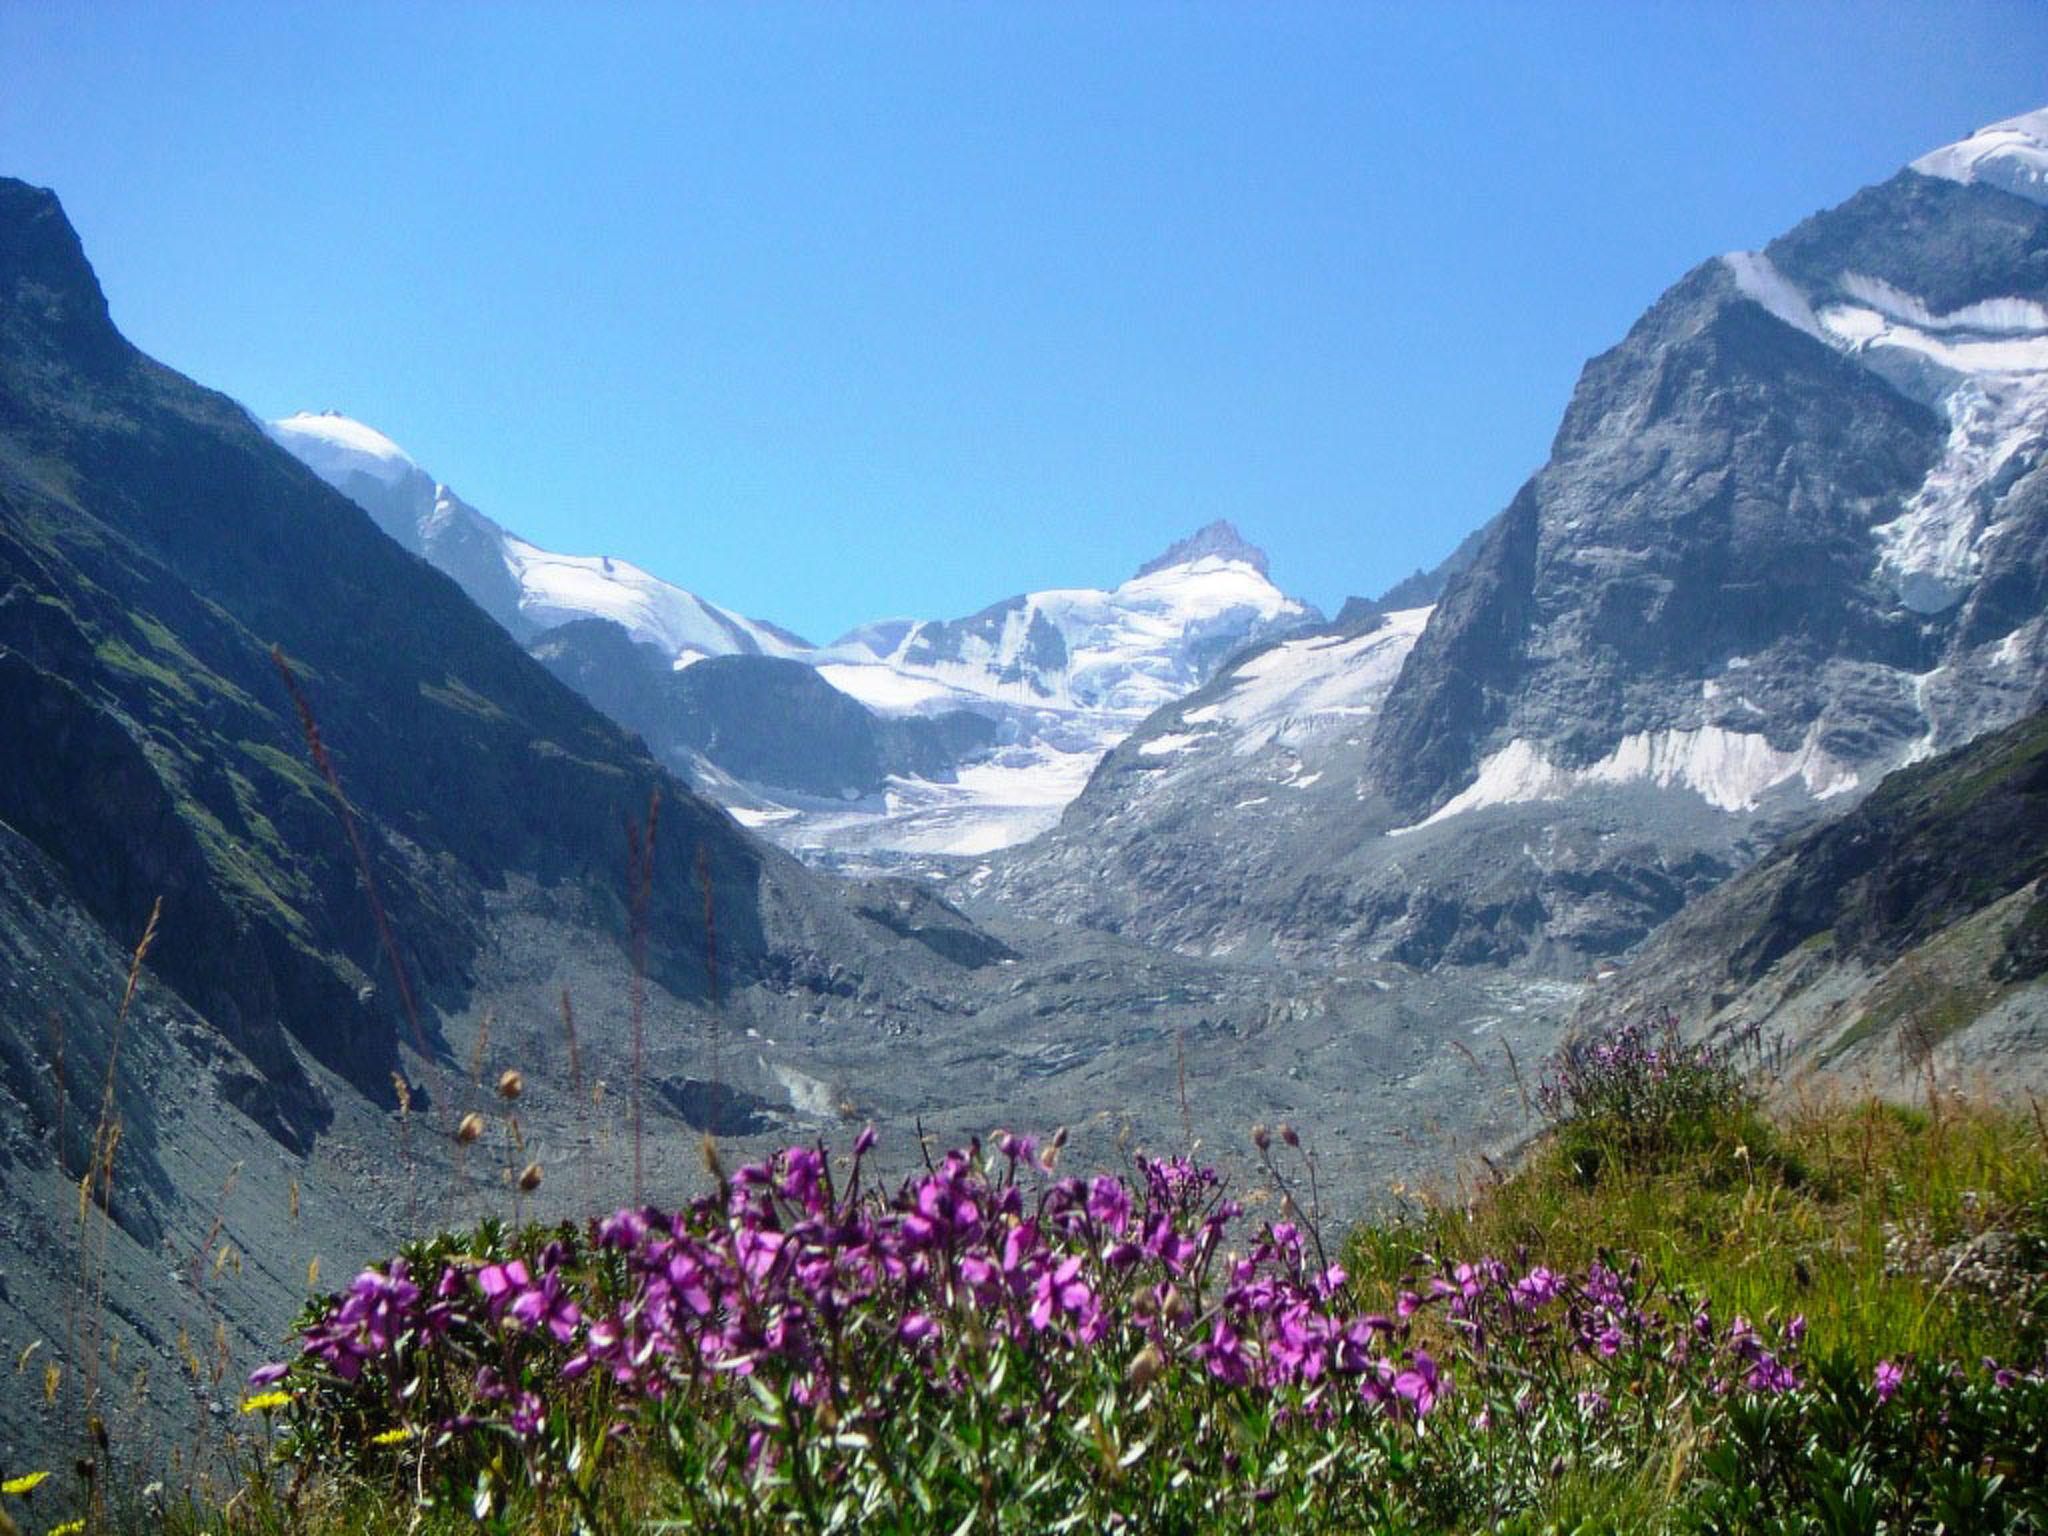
[4,4,2045,642]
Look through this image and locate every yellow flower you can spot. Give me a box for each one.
[369,1425,417,1446]
[51,1521,86,1536]
[0,1472,48,1496]
[240,1391,291,1415]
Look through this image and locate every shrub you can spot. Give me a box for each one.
[213,1128,2048,1534]
[1539,1014,1771,1171]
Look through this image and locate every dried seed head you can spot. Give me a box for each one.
[701,1132,725,1182]
[1251,1124,1272,1152]
[517,1162,543,1193]
[496,1070,524,1101]
[1162,1284,1192,1326]
[1279,1123,1300,1148]
[456,1112,485,1145]
[1126,1341,1166,1387]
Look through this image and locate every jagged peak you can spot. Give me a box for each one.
[0,177,119,359]
[1135,519,1270,579]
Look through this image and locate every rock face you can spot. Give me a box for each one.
[529,619,998,802]
[988,111,2048,973]
[1574,705,2048,1092]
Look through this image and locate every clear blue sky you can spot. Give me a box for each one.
[4,4,2045,642]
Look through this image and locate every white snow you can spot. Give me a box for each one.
[501,538,804,661]
[1401,725,1859,833]
[1721,243,2048,618]
[814,663,965,712]
[1794,276,2048,612]
[272,411,810,665]
[1837,273,2048,337]
[1182,605,1433,752]
[1910,107,2048,207]
[1722,252,1825,340]
[728,805,799,828]
[1138,732,1203,756]
[788,746,1106,859]
[268,411,420,487]
[819,554,1314,721]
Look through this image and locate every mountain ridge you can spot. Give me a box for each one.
[981,111,2048,973]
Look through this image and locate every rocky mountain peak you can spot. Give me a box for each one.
[1135,519,1270,579]
[0,178,120,364]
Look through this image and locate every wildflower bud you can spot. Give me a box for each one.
[1252,1124,1271,1152]
[1279,1123,1300,1148]
[1127,1341,1166,1387]
[456,1113,485,1145]
[518,1162,543,1192]
[496,1070,524,1101]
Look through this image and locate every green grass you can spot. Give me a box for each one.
[23,1091,2046,1536]
[1345,1091,2048,1373]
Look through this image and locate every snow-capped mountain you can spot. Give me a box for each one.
[989,107,2048,971]
[270,415,1317,858]
[267,412,808,661]
[814,520,1313,718]
[778,523,1319,860]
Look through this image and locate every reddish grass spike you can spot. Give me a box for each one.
[626,788,660,1205]
[269,645,432,1066]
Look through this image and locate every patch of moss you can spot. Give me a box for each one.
[420,675,507,721]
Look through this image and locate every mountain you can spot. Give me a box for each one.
[2,179,1567,1475]
[528,620,999,803]
[1574,704,2048,1092]
[986,108,2048,972]
[784,525,1320,862]
[0,177,1006,1465]
[266,411,811,661]
[271,414,1324,863]
[817,520,1314,718]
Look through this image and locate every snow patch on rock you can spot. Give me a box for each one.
[1401,725,1859,833]
[1182,605,1432,753]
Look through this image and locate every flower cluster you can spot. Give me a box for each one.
[244,1130,2041,1532]
[261,1136,1470,1448]
[1538,1013,1765,1157]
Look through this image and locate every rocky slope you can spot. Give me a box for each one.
[988,108,2048,973]
[0,176,998,1463]
[529,619,998,803]
[1574,704,2048,1092]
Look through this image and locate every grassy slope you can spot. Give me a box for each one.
[1351,1093,2048,1373]
[18,1091,2029,1536]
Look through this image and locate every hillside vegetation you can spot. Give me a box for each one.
[7,1018,2044,1536]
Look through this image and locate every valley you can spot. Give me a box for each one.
[3,97,2048,1495]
